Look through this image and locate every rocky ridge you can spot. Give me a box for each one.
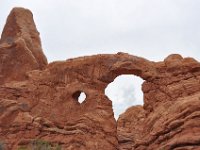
[0,7,200,150]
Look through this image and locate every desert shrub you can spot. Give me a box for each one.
[31,140,51,150]
[17,139,61,150]
[54,144,61,150]
[17,146,28,150]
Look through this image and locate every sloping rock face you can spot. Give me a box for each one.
[0,7,200,150]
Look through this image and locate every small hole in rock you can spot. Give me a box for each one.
[78,92,86,103]
[72,91,87,104]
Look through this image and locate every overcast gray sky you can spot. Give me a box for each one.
[1,0,200,118]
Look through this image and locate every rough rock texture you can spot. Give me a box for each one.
[117,55,200,150]
[0,7,200,150]
[0,7,47,85]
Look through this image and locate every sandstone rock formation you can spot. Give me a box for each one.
[0,7,47,85]
[117,55,200,150]
[0,7,200,150]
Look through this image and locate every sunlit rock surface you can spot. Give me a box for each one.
[0,7,200,150]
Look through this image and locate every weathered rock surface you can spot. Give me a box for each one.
[0,7,200,150]
[117,55,200,150]
[0,7,47,85]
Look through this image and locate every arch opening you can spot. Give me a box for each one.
[72,91,87,104]
[105,75,144,119]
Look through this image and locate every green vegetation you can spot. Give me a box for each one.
[31,140,51,150]
[17,146,28,150]
[17,139,61,150]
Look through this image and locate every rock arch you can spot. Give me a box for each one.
[1,7,200,150]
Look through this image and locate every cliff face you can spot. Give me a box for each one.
[0,8,200,150]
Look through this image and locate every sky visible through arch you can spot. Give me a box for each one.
[0,0,200,118]
[105,75,144,119]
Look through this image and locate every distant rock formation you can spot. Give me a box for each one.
[0,7,200,150]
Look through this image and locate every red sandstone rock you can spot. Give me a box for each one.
[1,7,200,150]
[117,55,200,149]
[0,7,47,85]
